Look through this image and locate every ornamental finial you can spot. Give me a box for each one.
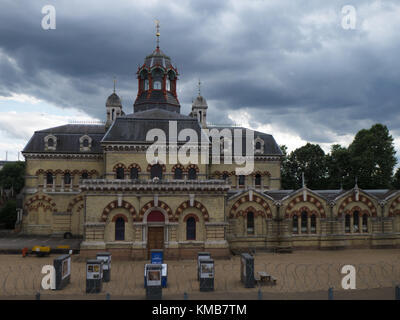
[155,19,160,48]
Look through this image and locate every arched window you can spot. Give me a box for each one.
[310,214,316,234]
[255,141,261,150]
[48,138,54,147]
[115,217,125,241]
[83,139,89,147]
[188,168,197,180]
[145,79,149,90]
[247,212,254,235]
[362,214,368,233]
[153,81,161,90]
[150,164,163,179]
[238,175,245,187]
[116,167,125,180]
[46,173,53,185]
[293,215,298,234]
[64,173,71,185]
[255,174,261,186]
[345,214,351,233]
[174,168,183,180]
[301,211,308,233]
[130,167,138,180]
[166,78,171,91]
[186,217,196,240]
[222,173,229,181]
[111,109,115,120]
[81,172,89,180]
[353,211,359,233]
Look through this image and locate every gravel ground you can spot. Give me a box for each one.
[0,249,399,300]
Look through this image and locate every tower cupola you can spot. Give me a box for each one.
[190,80,208,128]
[133,21,180,113]
[106,79,124,129]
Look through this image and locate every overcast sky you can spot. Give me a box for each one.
[0,0,400,165]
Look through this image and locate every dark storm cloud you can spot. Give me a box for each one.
[0,0,400,149]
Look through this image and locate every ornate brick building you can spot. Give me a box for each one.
[21,35,400,259]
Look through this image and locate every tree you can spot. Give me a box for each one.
[348,124,396,189]
[282,143,327,190]
[392,168,400,189]
[0,161,25,194]
[326,144,352,189]
[0,200,17,229]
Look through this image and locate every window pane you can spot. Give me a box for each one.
[301,211,308,233]
[115,218,125,241]
[188,168,197,180]
[239,175,245,186]
[311,215,316,233]
[247,212,254,234]
[255,174,261,186]
[151,164,163,179]
[174,168,183,180]
[46,173,53,185]
[153,81,161,89]
[116,168,124,179]
[130,168,138,180]
[186,217,196,240]
[293,216,298,233]
[64,173,71,185]
[353,211,359,232]
[362,214,368,232]
[345,215,350,233]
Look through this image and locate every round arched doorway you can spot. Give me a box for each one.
[146,210,165,258]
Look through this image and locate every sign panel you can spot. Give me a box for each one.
[87,263,103,280]
[200,262,214,278]
[61,257,71,280]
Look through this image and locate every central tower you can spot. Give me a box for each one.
[133,22,180,113]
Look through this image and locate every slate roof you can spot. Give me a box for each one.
[211,126,283,156]
[106,93,122,107]
[22,124,105,154]
[134,91,180,113]
[102,109,206,143]
[144,47,173,69]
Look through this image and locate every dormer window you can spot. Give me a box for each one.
[254,136,264,155]
[153,81,161,90]
[44,134,57,151]
[79,135,92,152]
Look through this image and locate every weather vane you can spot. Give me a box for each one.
[155,19,160,48]
[113,76,116,93]
[198,79,201,96]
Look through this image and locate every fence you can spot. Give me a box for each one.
[0,255,399,299]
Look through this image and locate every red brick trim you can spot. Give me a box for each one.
[139,200,172,221]
[338,195,377,217]
[229,194,272,218]
[113,163,126,172]
[285,195,326,218]
[67,195,84,213]
[24,195,57,213]
[112,214,128,223]
[183,213,199,222]
[102,200,136,222]
[127,163,141,172]
[389,196,400,217]
[175,200,209,222]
